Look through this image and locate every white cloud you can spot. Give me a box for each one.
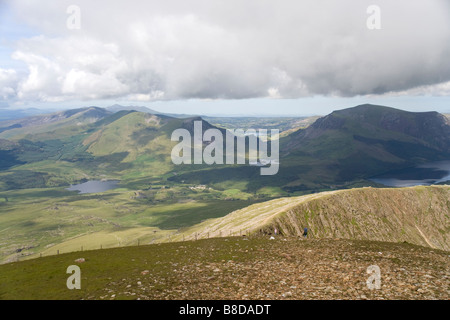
[2,0,450,104]
[387,81,450,97]
[0,68,18,100]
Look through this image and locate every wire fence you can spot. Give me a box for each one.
[30,226,312,261]
[36,228,263,259]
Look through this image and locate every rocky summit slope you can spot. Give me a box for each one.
[183,186,450,251]
[0,238,448,300]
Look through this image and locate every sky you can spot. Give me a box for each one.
[0,0,450,116]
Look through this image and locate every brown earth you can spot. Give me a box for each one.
[99,238,449,300]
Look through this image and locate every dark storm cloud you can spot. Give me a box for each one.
[2,0,450,103]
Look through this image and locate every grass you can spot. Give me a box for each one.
[0,237,447,300]
[0,184,263,264]
[0,237,261,300]
[1,182,448,265]
[1,107,449,268]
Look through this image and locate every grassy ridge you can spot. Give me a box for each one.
[177,186,450,251]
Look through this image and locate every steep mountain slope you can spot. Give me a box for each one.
[280,104,450,183]
[170,104,450,192]
[84,112,167,157]
[181,185,450,251]
[0,108,228,190]
[284,104,450,155]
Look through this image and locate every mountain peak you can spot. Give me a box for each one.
[107,104,161,114]
[283,104,450,167]
[332,104,402,116]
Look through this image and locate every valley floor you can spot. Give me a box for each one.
[0,237,448,300]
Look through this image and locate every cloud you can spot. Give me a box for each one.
[388,81,450,97]
[0,68,18,100]
[3,0,450,103]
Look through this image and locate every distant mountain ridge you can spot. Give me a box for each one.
[171,104,450,192]
[106,104,198,118]
[0,106,229,184]
[0,103,449,193]
[0,107,112,137]
[0,108,52,121]
[0,105,195,134]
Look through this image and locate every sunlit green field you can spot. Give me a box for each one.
[0,183,264,264]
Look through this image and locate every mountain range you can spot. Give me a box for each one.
[0,104,449,193]
[0,103,449,266]
[170,104,450,192]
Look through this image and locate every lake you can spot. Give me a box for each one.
[370,160,450,187]
[66,180,119,194]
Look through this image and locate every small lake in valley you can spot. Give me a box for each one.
[66,180,120,194]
